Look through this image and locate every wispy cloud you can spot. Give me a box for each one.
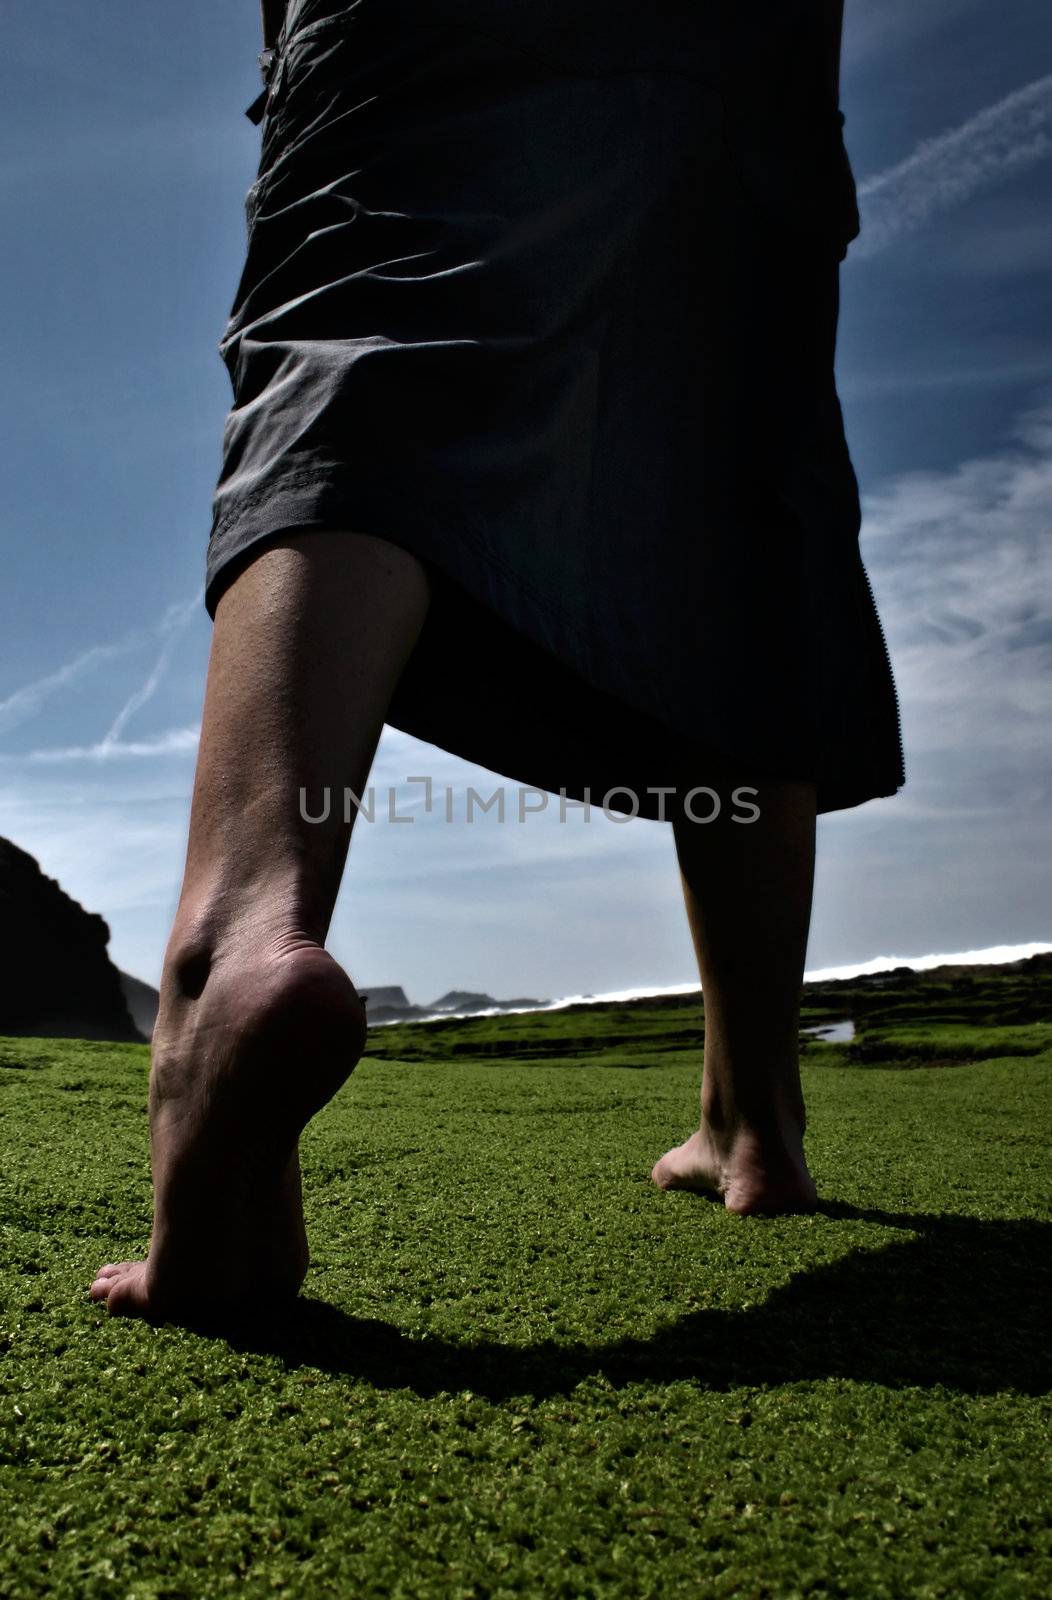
[100,598,199,750]
[0,589,202,746]
[0,638,139,735]
[855,73,1052,256]
[861,395,1052,787]
[8,725,201,764]
[841,353,1052,403]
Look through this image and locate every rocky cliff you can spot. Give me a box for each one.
[0,837,144,1042]
[362,986,546,1024]
[360,986,411,1012]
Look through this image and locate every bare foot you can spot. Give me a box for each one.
[651,1117,817,1216]
[90,940,367,1323]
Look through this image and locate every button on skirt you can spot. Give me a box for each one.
[206,0,905,817]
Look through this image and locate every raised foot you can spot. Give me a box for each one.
[651,1121,817,1216]
[90,941,367,1324]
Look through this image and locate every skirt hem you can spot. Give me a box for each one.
[205,476,906,820]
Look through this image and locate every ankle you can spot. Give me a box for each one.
[161,900,327,998]
[701,1080,807,1144]
[157,914,365,1040]
[165,874,331,971]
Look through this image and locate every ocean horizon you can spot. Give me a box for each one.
[372,940,1052,1026]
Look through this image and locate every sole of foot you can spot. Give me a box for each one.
[89,941,367,1325]
[651,1123,818,1216]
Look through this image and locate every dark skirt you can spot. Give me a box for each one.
[206,0,905,817]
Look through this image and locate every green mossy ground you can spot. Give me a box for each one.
[1,961,1050,1597]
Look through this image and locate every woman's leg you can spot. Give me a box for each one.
[90,530,431,1319]
[652,779,819,1214]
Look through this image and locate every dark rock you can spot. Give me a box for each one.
[0,837,144,1042]
[427,990,547,1015]
[360,985,549,1025]
[360,986,411,1012]
[429,990,497,1013]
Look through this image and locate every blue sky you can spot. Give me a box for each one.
[2,1,1050,1003]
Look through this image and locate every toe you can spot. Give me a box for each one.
[90,1261,137,1301]
[104,1263,151,1318]
[651,1158,675,1190]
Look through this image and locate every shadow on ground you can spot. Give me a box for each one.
[207,1202,1050,1399]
